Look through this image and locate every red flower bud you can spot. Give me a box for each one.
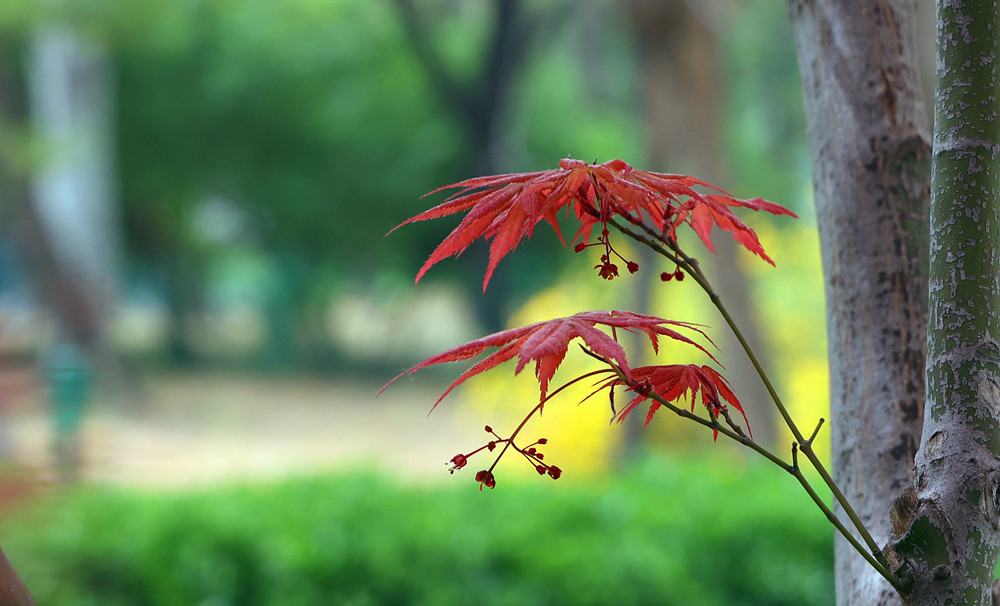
[537,438,548,444]
[536,465,546,475]
[597,263,619,280]
[484,425,493,433]
[627,261,639,274]
[675,271,685,281]
[475,470,496,490]
[547,466,562,480]
[660,272,672,281]
[574,242,587,253]
[448,454,468,473]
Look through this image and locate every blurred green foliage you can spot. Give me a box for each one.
[0,0,644,269]
[0,0,814,369]
[722,0,810,217]
[0,0,653,364]
[3,456,833,605]
[111,0,459,266]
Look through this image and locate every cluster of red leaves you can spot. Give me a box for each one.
[381,158,790,488]
[380,310,715,407]
[389,157,796,290]
[379,309,751,487]
[594,364,750,440]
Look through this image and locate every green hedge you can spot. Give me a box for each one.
[1,456,833,605]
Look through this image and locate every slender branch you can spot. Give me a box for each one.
[593,351,897,587]
[718,407,747,438]
[687,257,887,567]
[788,444,899,589]
[606,216,685,267]
[607,217,891,571]
[806,418,825,444]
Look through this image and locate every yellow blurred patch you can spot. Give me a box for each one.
[454,220,831,478]
[460,281,625,480]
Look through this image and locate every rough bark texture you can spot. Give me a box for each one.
[886,2,1000,604]
[788,1,931,604]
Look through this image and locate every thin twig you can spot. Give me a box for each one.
[612,217,892,575]
[807,418,826,444]
[596,353,896,587]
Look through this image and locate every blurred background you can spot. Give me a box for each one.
[0,0,924,603]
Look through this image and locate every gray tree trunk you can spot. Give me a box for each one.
[27,24,119,347]
[787,1,931,604]
[885,2,1000,604]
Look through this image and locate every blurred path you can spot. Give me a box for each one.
[1,365,470,489]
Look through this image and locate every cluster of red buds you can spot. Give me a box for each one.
[447,425,562,491]
[574,228,639,280]
[659,268,685,281]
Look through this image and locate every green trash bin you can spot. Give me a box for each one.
[42,343,91,482]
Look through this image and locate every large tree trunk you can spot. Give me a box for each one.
[787,1,931,604]
[886,2,1000,604]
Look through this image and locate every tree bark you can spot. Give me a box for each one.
[886,2,1000,604]
[787,1,931,604]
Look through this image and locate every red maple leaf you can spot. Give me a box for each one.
[602,364,750,438]
[379,310,716,410]
[389,158,796,289]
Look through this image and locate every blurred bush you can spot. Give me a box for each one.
[3,455,832,605]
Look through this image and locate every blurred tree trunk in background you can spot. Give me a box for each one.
[626,0,778,451]
[393,0,531,333]
[0,33,106,352]
[25,25,121,482]
[788,1,930,603]
[26,25,119,351]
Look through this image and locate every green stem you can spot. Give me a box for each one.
[681,250,887,566]
[598,354,898,590]
[607,217,891,573]
[789,445,899,589]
